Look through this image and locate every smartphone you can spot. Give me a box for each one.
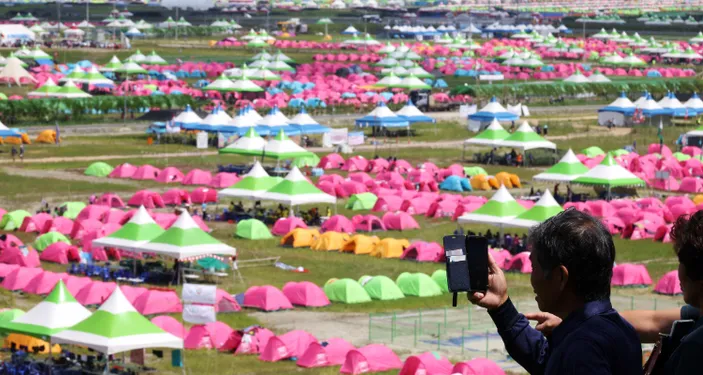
[466,236,489,292]
[443,235,470,293]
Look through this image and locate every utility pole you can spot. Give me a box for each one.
[175,7,179,40]
[57,0,61,35]
[86,0,90,23]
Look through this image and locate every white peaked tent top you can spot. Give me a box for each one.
[244,107,263,122]
[52,287,183,355]
[173,107,202,124]
[573,154,645,188]
[588,72,611,82]
[259,167,336,205]
[533,149,589,182]
[507,189,563,228]
[245,161,269,178]
[660,93,686,109]
[342,25,359,34]
[202,108,233,126]
[0,57,36,85]
[232,77,263,92]
[684,93,703,110]
[500,121,557,150]
[221,128,266,153]
[563,71,590,83]
[637,96,664,110]
[227,110,255,130]
[478,99,509,113]
[396,102,428,118]
[633,93,649,107]
[606,94,635,109]
[366,103,400,118]
[289,110,319,126]
[257,108,290,126]
[91,206,164,251]
[457,185,526,226]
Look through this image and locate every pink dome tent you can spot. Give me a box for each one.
[215,289,241,312]
[297,338,355,368]
[506,252,532,273]
[0,264,19,278]
[679,177,703,193]
[75,281,116,305]
[0,246,40,268]
[340,344,403,374]
[452,358,506,375]
[128,190,165,208]
[23,271,68,295]
[155,167,185,183]
[109,163,137,178]
[1,267,44,290]
[400,241,444,262]
[98,193,125,208]
[491,249,513,270]
[102,210,129,224]
[70,219,103,240]
[272,217,308,236]
[400,198,432,215]
[162,189,191,206]
[282,281,330,307]
[39,242,80,264]
[151,316,186,339]
[184,322,234,349]
[121,285,148,305]
[42,216,73,235]
[342,156,369,172]
[191,187,218,204]
[133,289,183,315]
[76,205,111,222]
[611,264,652,287]
[259,330,318,362]
[354,215,386,232]
[382,212,420,231]
[399,352,453,375]
[318,153,345,169]
[130,165,161,180]
[372,196,404,212]
[209,172,239,188]
[321,215,355,233]
[183,169,213,186]
[654,270,682,295]
[19,213,53,233]
[230,327,275,355]
[243,285,294,311]
[63,276,92,296]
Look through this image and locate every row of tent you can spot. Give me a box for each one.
[242,271,448,311]
[598,92,703,125]
[104,163,241,188]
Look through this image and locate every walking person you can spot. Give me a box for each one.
[19,144,24,162]
[10,146,16,162]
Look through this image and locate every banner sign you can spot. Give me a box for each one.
[182,283,217,304]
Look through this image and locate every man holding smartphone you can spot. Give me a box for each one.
[468,209,642,374]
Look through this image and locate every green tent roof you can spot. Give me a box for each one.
[60,202,87,220]
[235,219,273,240]
[463,166,488,176]
[34,232,71,251]
[0,210,31,231]
[464,119,510,147]
[324,278,371,304]
[533,149,589,182]
[582,146,606,158]
[396,272,443,297]
[507,189,564,228]
[457,185,526,226]
[92,206,165,251]
[360,275,405,300]
[84,162,114,177]
[431,270,448,293]
[572,154,645,188]
[218,161,283,200]
[259,167,336,206]
[345,192,378,211]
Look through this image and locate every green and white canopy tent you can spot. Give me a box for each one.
[572,153,645,198]
[92,206,165,251]
[373,72,402,88]
[499,121,557,150]
[59,66,86,82]
[79,66,115,86]
[457,185,526,226]
[100,56,123,72]
[463,118,510,149]
[218,161,283,199]
[263,130,313,160]
[259,167,336,206]
[136,210,236,260]
[394,74,432,90]
[114,59,148,75]
[231,76,264,92]
[266,59,295,72]
[218,127,266,156]
[143,51,167,65]
[52,287,183,355]
[0,280,91,340]
[506,189,563,228]
[53,80,92,99]
[28,78,60,97]
[317,17,333,35]
[533,149,589,182]
[203,74,237,92]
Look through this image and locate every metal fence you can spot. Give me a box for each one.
[368,295,685,367]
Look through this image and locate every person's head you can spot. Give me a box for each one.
[671,211,703,307]
[528,209,615,314]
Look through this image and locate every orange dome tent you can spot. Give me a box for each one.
[281,228,320,248]
[35,130,59,144]
[495,172,513,188]
[341,235,379,255]
[470,175,490,191]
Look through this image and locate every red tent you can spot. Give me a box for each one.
[282,281,330,307]
[0,264,19,278]
[654,270,682,295]
[401,241,444,262]
[162,188,192,206]
[64,276,92,296]
[399,352,453,375]
[611,264,652,287]
[209,172,240,188]
[121,285,148,304]
[382,212,420,231]
[321,215,355,233]
[318,153,345,169]
[354,215,386,232]
[297,338,355,368]
[76,205,111,222]
[506,252,532,273]
[191,187,218,204]
[340,344,402,374]
[183,169,213,186]
[220,326,274,355]
[40,242,81,264]
[215,289,241,312]
[0,234,23,250]
[372,196,404,212]
[243,285,293,311]
[101,209,127,224]
[342,156,369,172]
[70,219,103,240]
[75,281,117,305]
[23,271,68,295]
[128,190,165,208]
[42,217,73,235]
[259,330,318,362]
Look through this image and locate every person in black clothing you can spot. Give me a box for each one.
[510,148,517,162]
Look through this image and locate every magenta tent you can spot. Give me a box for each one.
[340,344,403,374]
[19,213,52,233]
[401,198,432,215]
[401,241,444,262]
[76,205,111,222]
[131,164,161,180]
[43,216,73,235]
[128,190,165,208]
[151,316,187,339]
[183,169,213,186]
[654,270,682,295]
[209,172,240,188]
[98,193,125,208]
[399,352,453,375]
[506,252,532,273]
[0,246,40,268]
[64,276,92,296]
[372,196,403,212]
[102,209,127,224]
[70,219,103,240]
[0,234,23,250]
[297,338,355,368]
[39,241,81,264]
[0,264,19,278]
[612,264,652,287]
[318,153,345,169]
[283,281,330,307]
[1,267,44,291]
[243,285,293,311]
[162,189,191,206]
[679,177,703,193]
[349,172,373,185]
[231,327,275,355]
[215,289,241,312]
[190,187,218,204]
[184,322,234,349]
[452,358,506,375]
[133,289,183,315]
[121,285,148,304]
[259,330,318,362]
[272,217,308,236]
[155,167,185,183]
[321,215,355,234]
[109,163,137,178]
[382,212,420,231]
[353,215,385,232]
[491,249,513,270]
[23,271,68,295]
[342,156,369,172]
[75,281,116,305]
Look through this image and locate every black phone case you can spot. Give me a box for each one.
[443,235,471,293]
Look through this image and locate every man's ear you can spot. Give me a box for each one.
[558,265,569,291]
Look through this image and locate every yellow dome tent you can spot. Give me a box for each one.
[341,234,379,255]
[4,133,30,145]
[509,174,521,188]
[487,177,500,189]
[4,334,60,354]
[35,129,59,144]
[281,228,320,248]
[694,195,703,205]
[311,232,350,251]
[470,175,491,191]
[495,172,513,188]
[371,238,410,258]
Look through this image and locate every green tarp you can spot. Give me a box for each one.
[324,278,371,304]
[195,257,230,271]
[235,219,272,240]
[396,272,443,297]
